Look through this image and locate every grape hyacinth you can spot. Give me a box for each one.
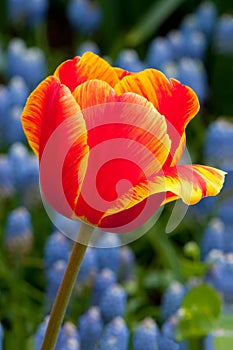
[204,119,233,171]
[115,49,145,72]
[44,231,71,268]
[91,268,117,305]
[201,218,225,259]
[100,316,129,350]
[96,234,120,273]
[7,143,39,205]
[160,281,186,321]
[100,283,127,322]
[4,207,33,254]
[0,155,14,198]
[67,0,102,35]
[7,0,48,27]
[133,317,159,350]
[206,252,233,303]
[214,14,233,54]
[6,38,47,89]
[78,306,103,350]
[45,260,67,309]
[77,246,98,285]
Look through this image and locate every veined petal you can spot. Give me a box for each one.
[115,70,199,165]
[21,76,85,159]
[54,52,119,92]
[22,75,89,219]
[71,79,171,226]
[99,164,226,227]
[73,79,171,174]
[159,164,226,205]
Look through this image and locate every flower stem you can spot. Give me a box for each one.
[41,222,93,350]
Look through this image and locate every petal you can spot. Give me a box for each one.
[115,70,200,165]
[73,79,171,174]
[71,79,171,227]
[54,52,119,92]
[21,75,89,218]
[21,76,84,158]
[99,192,165,232]
[159,164,226,205]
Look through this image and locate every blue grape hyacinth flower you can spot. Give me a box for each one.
[100,283,127,322]
[204,119,233,171]
[67,0,102,35]
[78,306,103,350]
[44,231,71,268]
[115,49,146,72]
[146,37,173,70]
[133,317,159,350]
[100,317,129,350]
[160,281,186,321]
[4,207,33,254]
[0,155,14,198]
[92,268,117,305]
[214,15,233,54]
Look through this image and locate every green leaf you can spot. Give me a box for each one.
[214,331,233,350]
[176,284,221,340]
[125,0,185,47]
[180,258,209,279]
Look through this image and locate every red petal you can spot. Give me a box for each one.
[21,75,89,218]
[71,79,171,228]
[115,70,200,166]
[54,52,119,92]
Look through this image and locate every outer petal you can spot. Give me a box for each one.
[158,164,226,205]
[54,52,119,92]
[21,76,85,158]
[70,79,171,226]
[21,75,89,218]
[114,70,200,166]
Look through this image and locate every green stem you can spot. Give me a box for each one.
[189,337,203,350]
[41,222,93,350]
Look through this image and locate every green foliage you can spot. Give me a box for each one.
[125,0,186,47]
[176,284,222,340]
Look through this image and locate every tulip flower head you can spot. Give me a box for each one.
[21,52,226,241]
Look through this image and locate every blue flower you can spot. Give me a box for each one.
[44,231,71,268]
[100,317,129,350]
[78,306,103,350]
[204,119,233,171]
[4,207,33,254]
[160,281,186,321]
[115,49,146,72]
[146,37,173,70]
[67,0,102,35]
[92,268,117,305]
[214,15,233,54]
[100,283,127,322]
[133,317,159,350]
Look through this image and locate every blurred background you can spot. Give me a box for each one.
[0,0,233,349]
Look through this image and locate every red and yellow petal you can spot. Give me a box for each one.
[54,52,119,92]
[21,75,89,218]
[21,76,86,158]
[158,164,226,205]
[73,79,171,174]
[114,70,199,166]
